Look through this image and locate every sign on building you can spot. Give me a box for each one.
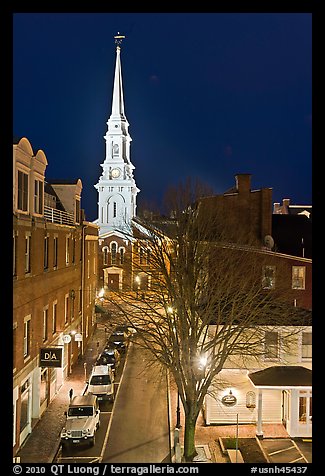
[39,347,63,368]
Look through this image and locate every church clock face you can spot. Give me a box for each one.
[111,168,121,179]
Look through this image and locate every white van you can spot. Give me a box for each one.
[87,365,115,402]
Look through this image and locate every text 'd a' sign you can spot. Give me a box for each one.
[39,347,63,368]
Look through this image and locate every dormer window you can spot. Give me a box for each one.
[17,170,29,212]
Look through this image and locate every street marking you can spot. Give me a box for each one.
[291,456,305,463]
[269,445,296,456]
[99,341,131,462]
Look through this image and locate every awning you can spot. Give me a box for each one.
[248,366,312,388]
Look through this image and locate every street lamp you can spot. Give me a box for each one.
[135,275,140,298]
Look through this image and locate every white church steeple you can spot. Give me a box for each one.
[95,33,139,237]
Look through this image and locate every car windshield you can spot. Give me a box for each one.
[68,406,94,417]
[90,375,111,385]
[109,335,124,342]
[98,355,115,365]
[103,347,116,355]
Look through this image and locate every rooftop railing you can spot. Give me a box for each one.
[44,205,75,225]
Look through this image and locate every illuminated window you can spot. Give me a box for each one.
[302,332,312,359]
[292,266,306,290]
[66,236,70,264]
[120,247,125,265]
[111,242,117,265]
[103,247,109,265]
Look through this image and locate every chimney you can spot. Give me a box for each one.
[235,174,251,193]
[273,203,281,214]
[282,198,290,214]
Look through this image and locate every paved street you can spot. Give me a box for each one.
[102,341,171,463]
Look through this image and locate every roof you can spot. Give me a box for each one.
[47,178,80,185]
[248,366,312,387]
[272,214,312,258]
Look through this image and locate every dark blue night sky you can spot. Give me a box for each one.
[13,13,312,222]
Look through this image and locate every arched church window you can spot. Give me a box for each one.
[113,144,119,155]
[111,242,117,265]
[119,247,125,265]
[102,247,109,266]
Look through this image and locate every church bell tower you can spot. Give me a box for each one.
[95,33,139,237]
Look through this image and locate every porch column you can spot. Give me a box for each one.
[256,389,263,437]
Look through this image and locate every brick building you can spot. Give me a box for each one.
[13,137,99,455]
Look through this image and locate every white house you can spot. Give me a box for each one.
[203,323,312,438]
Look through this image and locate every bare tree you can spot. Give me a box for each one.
[106,179,309,461]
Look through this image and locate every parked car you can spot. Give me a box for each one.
[113,324,137,339]
[97,347,120,370]
[107,333,128,353]
[87,365,115,402]
[60,394,100,448]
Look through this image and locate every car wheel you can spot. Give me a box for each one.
[89,436,95,447]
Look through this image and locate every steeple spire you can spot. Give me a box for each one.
[94,32,139,236]
[111,33,126,120]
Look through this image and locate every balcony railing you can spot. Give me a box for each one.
[44,206,75,225]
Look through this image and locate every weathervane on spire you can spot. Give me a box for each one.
[114,32,125,48]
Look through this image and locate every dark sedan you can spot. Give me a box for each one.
[107,334,129,353]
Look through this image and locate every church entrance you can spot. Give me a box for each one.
[107,274,119,291]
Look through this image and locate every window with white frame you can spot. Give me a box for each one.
[292,266,306,290]
[44,234,49,270]
[119,247,125,265]
[23,316,31,359]
[301,331,312,359]
[34,179,43,214]
[52,301,57,334]
[53,236,58,268]
[17,170,29,212]
[111,242,117,265]
[262,266,276,289]
[43,307,48,342]
[25,234,31,274]
[103,246,109,265]
[64,295,69,324]
[66,236,70,265]
[264,331,279,359]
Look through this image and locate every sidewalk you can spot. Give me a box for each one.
[16,326,108,464]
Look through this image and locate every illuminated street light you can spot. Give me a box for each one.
[98,288,105,298]
[135,275,141,298]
